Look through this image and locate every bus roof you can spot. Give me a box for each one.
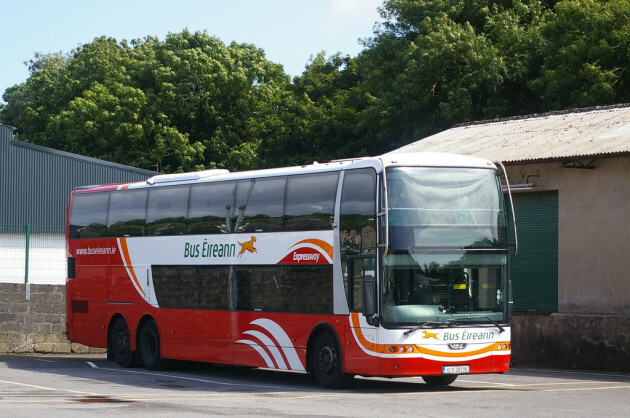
[72,152,496,193]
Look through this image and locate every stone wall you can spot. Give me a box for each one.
[510,313,630,371]
[0,283,103,354]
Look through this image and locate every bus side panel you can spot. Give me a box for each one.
[165,340,234,364]
[108,267,148,304]
[165,309,233,342]
[66,266,107,347]
[88,301,109,348]
[163,309,234,364]
[66,277,90,346]
[343,326,380,376]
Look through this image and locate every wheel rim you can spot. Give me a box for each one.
[318,343,336,376]
[113,329,128,355]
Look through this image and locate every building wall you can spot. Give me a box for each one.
[505,155,630,314]
[0,125,156,228]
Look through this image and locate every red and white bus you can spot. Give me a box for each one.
[66,152,512,388]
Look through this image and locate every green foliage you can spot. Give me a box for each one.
[1,30,288,172]
[354,0,554,149]
[529,0,630,108]
[258,52,364,166]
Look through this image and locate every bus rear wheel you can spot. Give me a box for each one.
[311,331,353,389]
[110,316,135,367]
[422,375,458,386]
[138,319,171,370]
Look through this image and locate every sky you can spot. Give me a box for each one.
[0,0,384,103]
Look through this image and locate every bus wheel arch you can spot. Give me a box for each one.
[307,323,353,389]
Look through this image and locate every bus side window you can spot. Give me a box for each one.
[69,193,109,239]
[340,169,377,255]
[107,190,147,237]
[340,168,377,310]
[188,182,236,234]
[233,266,333,314]
[236,177,286,233]
[146,186,190,236]
[285,173,338,231]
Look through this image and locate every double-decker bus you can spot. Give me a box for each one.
[66,152,513,388]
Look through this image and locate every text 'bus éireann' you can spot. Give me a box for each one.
[66,152,514,388]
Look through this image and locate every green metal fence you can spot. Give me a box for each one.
[0,224,66,286]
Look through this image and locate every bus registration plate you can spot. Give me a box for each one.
[443,365,469,374]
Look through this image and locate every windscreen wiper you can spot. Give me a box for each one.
[403,321,450,337]
[448,315,505,333]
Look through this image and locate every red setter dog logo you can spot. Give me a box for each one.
[237,236,257,257]
[422,330,439,340]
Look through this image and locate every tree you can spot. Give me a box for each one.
[1,30,288,172]
[355,0,553,150]
[529,0,630,108]
[1,52,69,144]
[258,52,364,166]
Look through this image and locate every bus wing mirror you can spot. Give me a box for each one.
[362,280,376,317]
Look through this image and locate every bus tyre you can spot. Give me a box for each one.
[111,317,135,368]
[138,319,171,371]
[311,331,353,389]
[422,375,458,386]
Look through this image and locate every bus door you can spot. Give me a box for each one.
[344,255,379,376]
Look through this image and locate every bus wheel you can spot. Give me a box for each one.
[311,331,353,389]
[110,317,135,367]
[422,375,458,386]
[138,319,171,371]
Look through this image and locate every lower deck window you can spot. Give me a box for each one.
[152,265,333,314]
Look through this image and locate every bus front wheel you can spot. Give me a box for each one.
[311,331,353,389]
[138,319,171,370]
[110,316,135,367]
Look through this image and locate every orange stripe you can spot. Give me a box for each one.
[350,312,381,352]
[118,238,145,297]
[350,313,506,358]
[291,239,334,260]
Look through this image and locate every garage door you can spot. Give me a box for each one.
[508,191,558,312]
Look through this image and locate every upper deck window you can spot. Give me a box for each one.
[107,190,147,237]
[285,173,338,231]
[146,186,190,236]
[69,192,109,239]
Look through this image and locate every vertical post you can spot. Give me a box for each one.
[25,223,30,300]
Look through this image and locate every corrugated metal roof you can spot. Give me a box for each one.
[1,125,157,227]
[391,104,630,163]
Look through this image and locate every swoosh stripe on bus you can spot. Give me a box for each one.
[349,313,506,360]
[235,340,275,368]
[251,318,304,371]
[236,318,305,371]
[287,239,334,261]
[117,237,146,298]
[242,330,288,369]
